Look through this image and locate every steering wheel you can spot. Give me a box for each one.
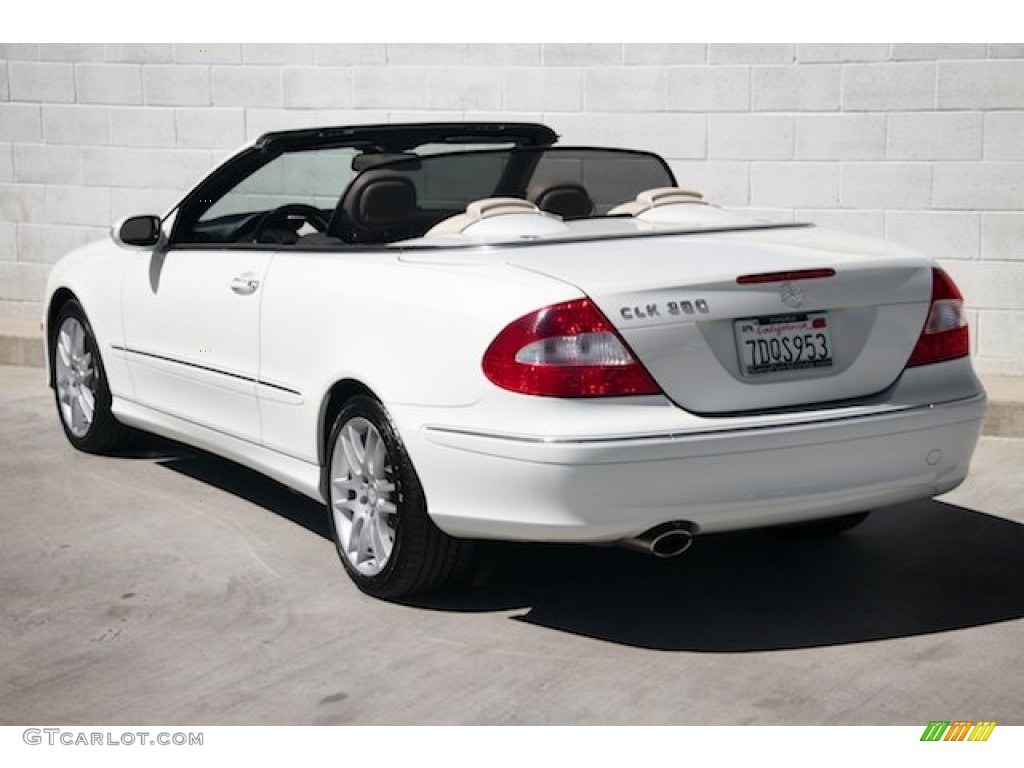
[250,204,331,244]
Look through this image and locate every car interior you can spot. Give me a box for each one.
[178,143,678,248]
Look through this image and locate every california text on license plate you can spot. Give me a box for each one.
[734,312,834,376]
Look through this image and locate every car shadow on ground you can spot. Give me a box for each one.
[427,502,1024,651]
[153,441,1024,652]
[121,436,332,540]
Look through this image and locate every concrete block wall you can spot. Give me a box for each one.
[1,42,1021,373]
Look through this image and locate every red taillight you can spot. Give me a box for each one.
[906,267,969,367]
[736,268,836,284]
[482,298,661,397]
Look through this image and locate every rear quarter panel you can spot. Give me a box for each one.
[257,247,580,463]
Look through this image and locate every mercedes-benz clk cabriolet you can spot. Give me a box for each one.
[45,122,987,597]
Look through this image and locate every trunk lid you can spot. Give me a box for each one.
[503,225,934,413]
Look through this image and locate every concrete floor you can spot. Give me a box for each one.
[1,364,1022,725]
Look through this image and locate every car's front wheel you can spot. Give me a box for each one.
[325,395,471,598]
[51,300,126,453]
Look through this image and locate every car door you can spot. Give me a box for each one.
[118,144,360,445]
[121,246,271,443]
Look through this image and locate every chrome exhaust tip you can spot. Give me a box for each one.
[622,521,695,558]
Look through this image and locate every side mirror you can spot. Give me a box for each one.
[112,215,163,248]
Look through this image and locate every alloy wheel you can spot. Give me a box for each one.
[55,316,97,438]
[329,416,399,576]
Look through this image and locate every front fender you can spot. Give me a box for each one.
[44,239,134,399]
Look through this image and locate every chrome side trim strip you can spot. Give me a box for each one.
[424,394,985,446]
[114,344,302,397]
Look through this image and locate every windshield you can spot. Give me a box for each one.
[201,147,360,222]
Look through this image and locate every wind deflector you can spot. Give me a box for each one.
[350,146,678,220]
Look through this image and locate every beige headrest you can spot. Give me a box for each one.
[608,187,704,216]
[427,197,550,236]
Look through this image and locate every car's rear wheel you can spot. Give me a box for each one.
[781,511,872,536]
[51,300,126,453]
[325,395,471,598]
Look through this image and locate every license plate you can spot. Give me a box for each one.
[734,312,833,376]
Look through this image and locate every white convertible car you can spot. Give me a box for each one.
[45,122,987,598]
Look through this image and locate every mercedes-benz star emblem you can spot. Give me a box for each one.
[780,281,805,308]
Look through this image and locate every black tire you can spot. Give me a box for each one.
[50,299,127,454]
[324,395,472,599]
[781,511,872,536]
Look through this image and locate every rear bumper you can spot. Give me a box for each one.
[403,391,986,542]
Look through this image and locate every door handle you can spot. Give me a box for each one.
[231,274,260,295]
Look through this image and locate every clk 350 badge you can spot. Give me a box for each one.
[620,299,710,320]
